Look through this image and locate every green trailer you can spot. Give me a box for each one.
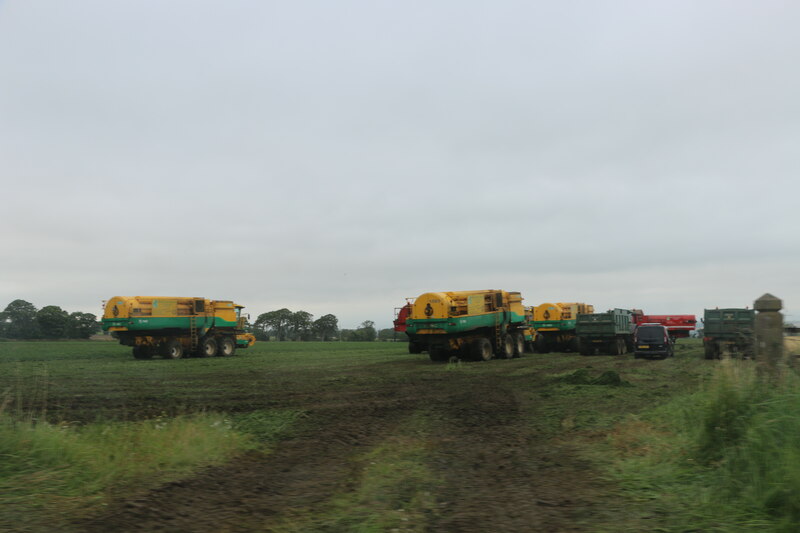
[702,308,755,359]
[576,308,634,356]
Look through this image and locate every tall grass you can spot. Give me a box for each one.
[610,359,800,531]
[0,412,255,531]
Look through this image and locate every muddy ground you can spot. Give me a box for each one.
[66,343,708,532]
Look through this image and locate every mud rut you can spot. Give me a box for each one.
[80,368,622,532]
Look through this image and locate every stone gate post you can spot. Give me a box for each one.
[754,293,783,379]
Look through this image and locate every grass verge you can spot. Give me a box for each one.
[607,359,800,532]
[0,409,302,532]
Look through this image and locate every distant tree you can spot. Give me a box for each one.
[36,305,70,339]
[313,314,339,341]
[338,329,355,341]
[67,312,100,339]
[378,328,404,341]
[255,308,293,341]
[287,311,313,340]
[1,299,40,339]
[351,320,377,342]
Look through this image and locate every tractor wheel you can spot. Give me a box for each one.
[471,338,493,361]
[162,339,184,359]
[218,337,236,357]
[513,333,525,358]
[199,337,218,357]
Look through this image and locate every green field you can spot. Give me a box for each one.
[1,339,796,532]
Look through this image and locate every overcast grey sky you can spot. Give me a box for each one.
[1,1,798,329]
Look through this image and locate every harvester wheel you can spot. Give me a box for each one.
[534,335,549,354]
[162,339,184,359]
[500,335,515,359]
[199,337,218,357]
[132,346,152,360]
[471,338,493,361]
[513,333,525,358]
[218,337,235,357]
[428,346,448,362]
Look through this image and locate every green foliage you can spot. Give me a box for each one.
[255,310,340,341]
[0,300,99,340]
[255,308,293,341]
[1,299,40,339]
[67,312,100,339]
[289,310,314,340]
[313,313,339,341]
[36,305,70,339]
[342,320,377,342]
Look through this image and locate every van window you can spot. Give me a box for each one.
[637,326,665,342]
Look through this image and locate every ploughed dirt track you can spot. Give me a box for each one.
[75,345,706,532]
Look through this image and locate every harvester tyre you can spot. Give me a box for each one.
[513,333,525,358]
[500,335,515,359]
[471,338,493,361]
[199,337,218,358]
[218,337,235,357]
[132,346,152,360]
[428,346,448,363]
[534,335,549,354]
[162,339,184,359]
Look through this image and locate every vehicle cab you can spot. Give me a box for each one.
[633,323,673,359]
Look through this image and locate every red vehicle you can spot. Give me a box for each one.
[633,314,697,338]
[393,303,412,333]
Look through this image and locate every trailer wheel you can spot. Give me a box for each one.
[471,338,493,361]
[162,339,184,359]
[703,343,716,360]
[199,337,218,357]
[218,337,235,357]
[578,339,592,356]
[512,333,525,358]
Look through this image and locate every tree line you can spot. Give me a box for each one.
[0,299,100,340]
[251,309,403,342]
[0,299,405,342]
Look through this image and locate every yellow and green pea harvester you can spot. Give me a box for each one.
[404,289,531,362]
[101,296,256,359]
[530,302,594,353]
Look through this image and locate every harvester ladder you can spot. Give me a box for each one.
[189,316,198,350]
[494,313,502,350]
